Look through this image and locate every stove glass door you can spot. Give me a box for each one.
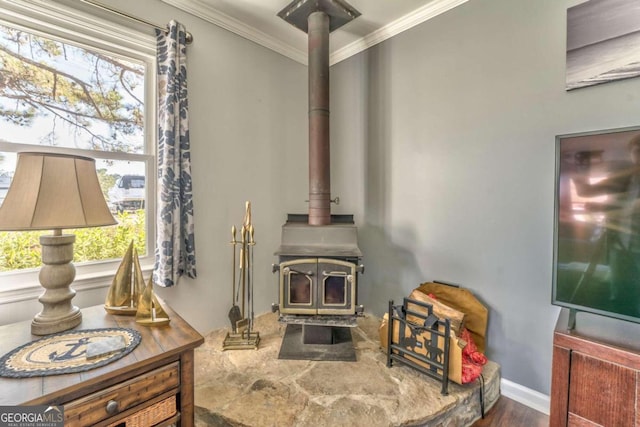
[279,258,356,315]
[317,258,355,315]
[280,259,316,314]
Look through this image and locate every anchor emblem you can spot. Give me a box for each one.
[48,337,90,361]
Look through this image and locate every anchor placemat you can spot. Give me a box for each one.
[0,328,141,378]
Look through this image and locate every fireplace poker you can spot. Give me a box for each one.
[241,202,253,333]
[249,224,255,331]
[236,202,252,334]
[239,224,246,322]
[246,229,252,333]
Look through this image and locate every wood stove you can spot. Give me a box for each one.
[273,1,362,357]
[273,214,363,325]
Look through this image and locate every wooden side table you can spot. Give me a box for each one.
[0,300,204,427]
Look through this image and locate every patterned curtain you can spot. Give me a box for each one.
[154,21,196,287]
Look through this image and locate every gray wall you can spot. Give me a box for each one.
[331,0,640,394]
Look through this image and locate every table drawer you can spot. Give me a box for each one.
[64,362,180,426]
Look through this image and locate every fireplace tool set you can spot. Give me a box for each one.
[223,201,260,350]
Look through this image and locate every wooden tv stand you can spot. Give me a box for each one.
[550,308,640,426]
[0,301,203,426]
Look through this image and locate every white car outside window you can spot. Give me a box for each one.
[108,175,146,212]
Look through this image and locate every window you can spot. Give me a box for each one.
[0,1,156,291]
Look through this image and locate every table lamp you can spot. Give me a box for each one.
[0,152,117,335]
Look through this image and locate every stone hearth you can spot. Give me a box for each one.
[194,312,500,427]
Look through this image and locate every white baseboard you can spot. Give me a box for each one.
[500,379,550,415]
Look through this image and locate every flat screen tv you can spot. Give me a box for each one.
[553,125,640,325]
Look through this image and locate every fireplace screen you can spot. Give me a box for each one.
[279,258,356,315]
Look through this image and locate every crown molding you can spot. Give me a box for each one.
[330,0,469,65]
[160,0,469,66]
[160,0,307,64]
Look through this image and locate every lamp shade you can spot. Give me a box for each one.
[0,152,117,231]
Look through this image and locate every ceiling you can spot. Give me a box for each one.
[159,0,469,65]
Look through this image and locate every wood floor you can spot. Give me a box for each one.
[472,396,549,427]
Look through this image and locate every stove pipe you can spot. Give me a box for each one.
[278,0,360,226]
[308,11,331,226]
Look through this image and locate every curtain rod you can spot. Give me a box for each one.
[79,0,193,44]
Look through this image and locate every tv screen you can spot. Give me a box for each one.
[554,126,640,323]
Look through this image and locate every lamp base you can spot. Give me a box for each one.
[31,233,83,336]
[32,308,82,335]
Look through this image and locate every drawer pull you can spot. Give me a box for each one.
[105,400,119,415]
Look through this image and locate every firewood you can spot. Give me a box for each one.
[408,289,465,335]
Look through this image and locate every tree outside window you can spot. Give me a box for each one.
[0,20,152,273]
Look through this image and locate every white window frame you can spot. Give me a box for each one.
[0,0,157,304]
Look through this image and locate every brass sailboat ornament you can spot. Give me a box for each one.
[136,274,170,326]
[104,241,145,315]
